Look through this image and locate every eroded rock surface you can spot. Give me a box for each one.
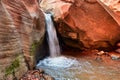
[40,0,120,50]
[0,0,45,79]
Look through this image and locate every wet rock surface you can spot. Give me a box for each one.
[110,54,120,60]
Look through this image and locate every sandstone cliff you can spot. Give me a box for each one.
[0,0,45,79]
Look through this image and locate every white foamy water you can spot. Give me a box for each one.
[44,13,60,57]
[37,55,120,80]
[37,56,79,68]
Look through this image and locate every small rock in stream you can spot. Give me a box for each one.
[95,55,103,61]
[110,54,120,60]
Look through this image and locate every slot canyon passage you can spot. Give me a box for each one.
[0,0,120,80]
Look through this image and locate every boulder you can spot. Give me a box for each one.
[40,0,120,50]
[0,0,45,79]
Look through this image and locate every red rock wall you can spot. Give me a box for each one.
[0,0,45,79]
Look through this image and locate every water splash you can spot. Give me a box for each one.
[37,55,120,80]
[37,56,79,68]
[44,13,60,57]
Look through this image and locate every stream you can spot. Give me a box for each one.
[37,51,120,80]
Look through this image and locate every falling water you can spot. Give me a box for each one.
[44,13,60,57]
[37,13,78,69]
[37,13,80,79]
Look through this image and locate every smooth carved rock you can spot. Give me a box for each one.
[40,0,120,50]
[0,0,45,79]
[97,0,120,25]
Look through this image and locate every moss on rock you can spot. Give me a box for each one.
[5,58,20,76]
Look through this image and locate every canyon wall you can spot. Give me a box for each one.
[0,0,45,79]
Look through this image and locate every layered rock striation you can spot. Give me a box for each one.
[0,0,45,79]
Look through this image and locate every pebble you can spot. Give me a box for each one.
[111,54,120,60]
[95,57,102,61]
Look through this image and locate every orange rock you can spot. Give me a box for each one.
[97,0,120,25]
[40,0,120,50]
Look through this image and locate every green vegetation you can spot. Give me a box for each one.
[5,58,20,76]
[30,38,44,56]
[30,42,39,56]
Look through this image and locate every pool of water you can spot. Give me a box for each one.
[36,54,120,80]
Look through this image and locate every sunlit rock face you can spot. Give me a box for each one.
[40,0,120,50]
[97,0,120,25]
[0,0,45,79]
[40,0,73,20]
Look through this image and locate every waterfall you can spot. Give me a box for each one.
[44,13,60,57]
[37,14,78,73]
